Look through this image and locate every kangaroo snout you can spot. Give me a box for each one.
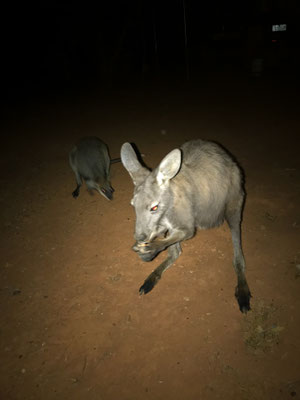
[101,186,114,201]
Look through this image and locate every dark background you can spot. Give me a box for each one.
[2,0,299,107]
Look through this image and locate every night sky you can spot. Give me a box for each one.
[2,1,298,105]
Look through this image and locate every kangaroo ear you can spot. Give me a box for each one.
[121,143,149,186]
[156,149,182,186]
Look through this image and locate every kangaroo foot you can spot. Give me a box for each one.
[235,284,251,313]
[139,271,161,295]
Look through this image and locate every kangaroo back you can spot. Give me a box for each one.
[69,137,114,200]
[177,140,243,229]
[76,138,109,183]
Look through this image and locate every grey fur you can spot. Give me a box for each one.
[69,137,116,200]
[121,139,251,313]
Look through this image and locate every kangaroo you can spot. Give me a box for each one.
[69,137,120,200]
[121,139,251,313]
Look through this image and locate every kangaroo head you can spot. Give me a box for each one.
[121,143,182,248]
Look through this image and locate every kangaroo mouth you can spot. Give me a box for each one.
[133,241,150,253]
[137,230,168,246]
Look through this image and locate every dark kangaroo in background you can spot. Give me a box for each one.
[69,137,120,200]
[121,139,251,313]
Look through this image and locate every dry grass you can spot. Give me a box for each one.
[242,300,284,353]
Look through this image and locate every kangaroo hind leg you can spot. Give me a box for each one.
[69,151,82,198]
[226,197,251,313]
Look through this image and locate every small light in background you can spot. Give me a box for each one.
[272,24,287,32]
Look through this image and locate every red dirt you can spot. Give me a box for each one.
[1,74,300,400]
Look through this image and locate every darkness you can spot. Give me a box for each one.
[2,0,300,108]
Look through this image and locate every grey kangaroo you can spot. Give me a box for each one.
[69,137,120,200]
[121,139,251,313]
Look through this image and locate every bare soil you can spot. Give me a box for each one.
[1,73,300,400]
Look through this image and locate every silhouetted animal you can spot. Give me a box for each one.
[70,137,120,200]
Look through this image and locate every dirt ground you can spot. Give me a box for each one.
[1,72,300,400]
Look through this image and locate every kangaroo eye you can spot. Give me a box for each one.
[150,204,158,212]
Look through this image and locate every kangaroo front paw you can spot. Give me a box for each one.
[139,272,161,295]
